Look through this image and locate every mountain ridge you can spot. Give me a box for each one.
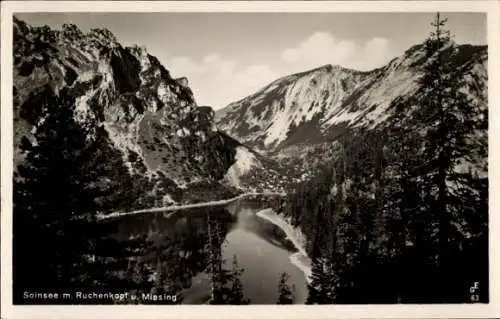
[216,42,487,157]
[13,17,250,211]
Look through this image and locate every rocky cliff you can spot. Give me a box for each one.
[13,17,244,211]
[216,43,487,157]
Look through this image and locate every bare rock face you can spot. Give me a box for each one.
[216,44,487,155]
[175,77,189,88]
[13,17,240,210]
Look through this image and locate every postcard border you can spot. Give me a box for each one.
[1,1,499,318]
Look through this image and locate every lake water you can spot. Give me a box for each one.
[108,197,309,304]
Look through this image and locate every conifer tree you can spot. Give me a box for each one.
[276,13,487,305]
[306,196,336,304]
[206,213,233,304]
[13,87,101,300]
[414,12,484,300]
[306,254,330,304]
[277,272,294,304]
[227,255,250,304]
[13,86,138,303]
[385,96,428,301]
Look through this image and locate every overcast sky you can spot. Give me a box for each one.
[17,12,486,109]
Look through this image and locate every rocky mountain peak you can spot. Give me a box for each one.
[13,17,243,209]
[313,63,352,74]
[175,77,189,88]
[216,42,487,154]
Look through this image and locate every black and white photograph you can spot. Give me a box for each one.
[1,0,498,316]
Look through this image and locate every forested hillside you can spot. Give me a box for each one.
[276,14,488,304]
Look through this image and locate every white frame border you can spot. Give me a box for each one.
[1,1,499,319]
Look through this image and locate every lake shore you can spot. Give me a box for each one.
[256,208,312,283]
[97,192,285,220]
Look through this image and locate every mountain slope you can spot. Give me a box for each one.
[216,43,487,158]
[13,17,245,211]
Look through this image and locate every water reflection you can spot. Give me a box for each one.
[101,198,307,304]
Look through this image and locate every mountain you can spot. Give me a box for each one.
[216,43,487,163]
[13,17,274,211]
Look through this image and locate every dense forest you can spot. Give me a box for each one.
[13,86,136,304]
[11,85,249,304]
[12,85,183,304]
[277,13,488,304]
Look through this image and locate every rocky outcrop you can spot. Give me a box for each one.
[216,43,487,156]
[13,17,241,211]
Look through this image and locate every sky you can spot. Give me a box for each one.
[17,12,486,109]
